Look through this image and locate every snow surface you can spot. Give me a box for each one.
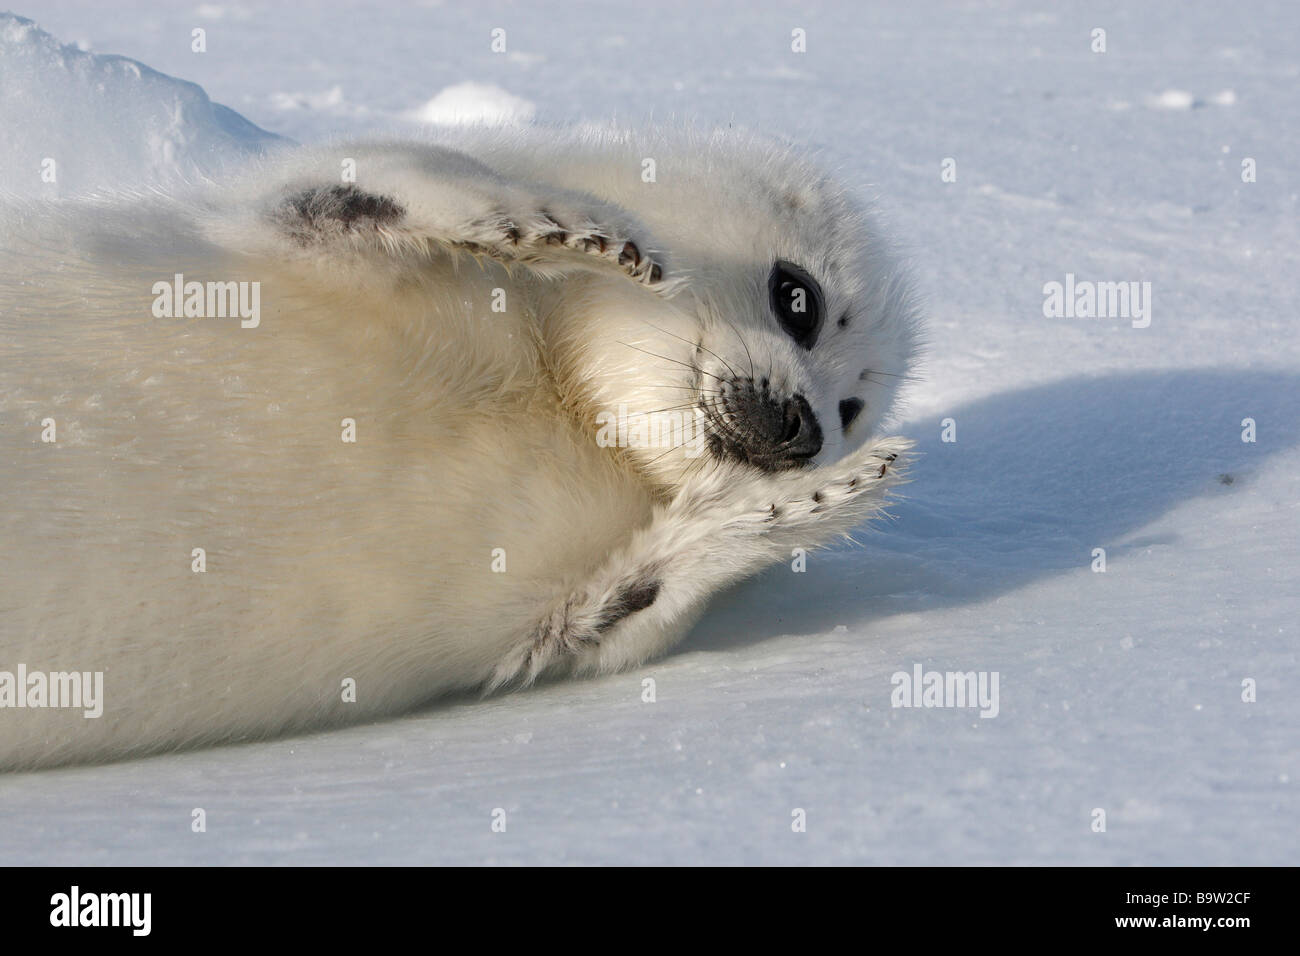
[1,1,1297,865]
[0,13,282,198]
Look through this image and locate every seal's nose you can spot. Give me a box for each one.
[713,385,823,470]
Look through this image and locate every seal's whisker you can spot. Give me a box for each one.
[636,319,740,382]
[617,341,728,384]
[720,313,756,380]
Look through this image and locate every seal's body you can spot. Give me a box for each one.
[0,128,919,768]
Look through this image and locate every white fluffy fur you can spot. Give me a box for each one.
[0,126,920,768]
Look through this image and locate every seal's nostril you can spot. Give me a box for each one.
[782,394,823,460]
[782,410,803,445]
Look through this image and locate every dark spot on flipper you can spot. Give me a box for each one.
[278,184,405,242]
[334,188,403,226]
[594,579,661,634]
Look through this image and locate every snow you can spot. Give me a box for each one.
[404,82,537,126]
[1,0,1297,865]
[0,13,283,199]
[1147,88,1199,111]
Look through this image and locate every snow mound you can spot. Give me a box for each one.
[404,82,537,126]
[0,13,284,199]
[1147,88,1199,110]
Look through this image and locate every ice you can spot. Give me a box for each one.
[0,13,283,199]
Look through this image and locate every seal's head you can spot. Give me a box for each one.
[549,128,921,487]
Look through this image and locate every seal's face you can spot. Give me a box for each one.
[699,260,832,471]
[561,236,916,489]
[677,236,918,483]
[546,131,920,490]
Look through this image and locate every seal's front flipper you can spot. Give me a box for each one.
[258,144,667,289]
[488,438,909,690]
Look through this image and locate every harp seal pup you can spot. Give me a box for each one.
[0,126,920,768]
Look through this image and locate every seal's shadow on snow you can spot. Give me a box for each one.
[689,368,1300,652]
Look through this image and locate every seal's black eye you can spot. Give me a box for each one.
[839,397,865,431]
[768,260,825,350]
